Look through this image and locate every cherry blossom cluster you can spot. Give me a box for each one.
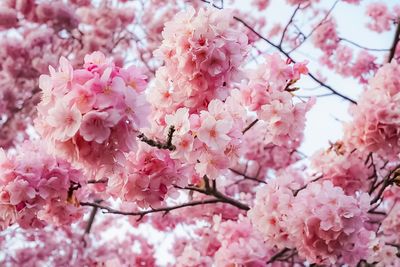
[249,180,374,265]
[313,18,379,83]
[311,142,373,195]
[0,0,139,149]
[35,52,149,175]
[213,216,270,266]
[151,6,248,116]
[242,117,302,175]
[1,0,400,265]
[248,173,302,250]
[0,142,85,230]
[107,144,190,208]
[166,95,247,180]
[0,222,156,266]
[173,216,274,266]
[241,53,314,146]
[344,61,400,159]
[366,2,400,33]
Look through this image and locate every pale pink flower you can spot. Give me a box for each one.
[248,177,295,249]
[65,84,96,113]
[47,103,82,141]
[366,2,394,33]
[252,0,270,11]
[165,108,190,135]
[197,114,233,151]
[49,56,73,94]
[79,110,119,143]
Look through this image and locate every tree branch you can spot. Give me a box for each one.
[279,5,302,47]
[267,248,291,264]
[83,199,102,235]
[339,37,390,52]
[138,125,176,151]
[370,165,400,205]
[229,168,267,184]
[81,199,223,218]
[175,176,250,211]
[388,20,400,62]
[242,119,259,134]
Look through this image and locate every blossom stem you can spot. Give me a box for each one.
[388,19,400,62]
[81,199,223,219]
[137,126,176,150]
[228,168,267,184]
[242,119,259,134]
[266,248,291,264]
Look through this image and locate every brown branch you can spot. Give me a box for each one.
[81,199,223,218]
[228,168,267,184]
[370,165,400,205]
[293,175,323,196]
[138,125,176,151]
[267,248,291,264]
[175,176,250,211]
[84,205,99,234]
[87,178,108,184]
[279,5,302,47]
[339,37,390,52]
[242,119,259,134]
[388,20,400,62]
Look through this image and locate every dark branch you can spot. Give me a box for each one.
[138,125,176,151]
[87,178,108,184]
[84,203,99,234]
[81,199,222,218]
[339,37,390,52]
[388,19,400,62]
[279,5,302,47]
[229,168,267,184]
[175,176,250,211]
[267,248,291,264]
[293,175,323,196]
[242,119,259,134]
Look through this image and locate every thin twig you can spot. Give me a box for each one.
[339,37,390,52]
[229,168,267,184]
[81,199,222,218]
[138,126,176,151]
[175,177,250,211]
[370,165,400,205]
[388,20,400,62]
[84,199,102,234]
[279,5,302,46]
[267,248,291,264]
[242,119,259,134]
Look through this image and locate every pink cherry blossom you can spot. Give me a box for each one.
[248,176,296,249]
[79,110,119,143]
[35,51,149,176]
[46,103,82,142]
[366,2,395,33]
[288,181,373,265]
[0,142,85,230]
[344,61,400,159]
[197,114,233,151]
